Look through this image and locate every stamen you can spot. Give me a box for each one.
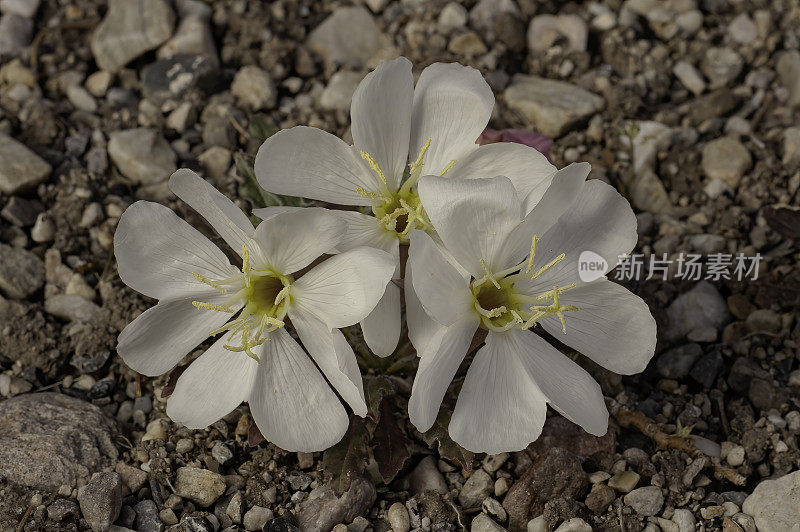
[438,160,456,176]
[477,259,501,289]
[524,235,540,274]
[529,253,566,281]
[242,245,251,288]
[474,301,506,318]
[192,272,227,293]
[192,301,236,313]
[274,286,290,306]
[399,138,432,196]
[360,151,388,185]
[355,187,391,201]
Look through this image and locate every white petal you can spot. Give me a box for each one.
[539,280,657,375]
[408,315,479,432]
[253,208,346,273]
[508,328,609,436]
[329,210,398,254]
[254,126,382,206]
[449,331,548,454]
[166,335,258,429]
[418,175,523,277]
[410,62,494,176]
[291,247,395,329]
[249,328,349,452]
[518,178,638,289]
[115,200,238,300]
[361,281,402,357]
[446,143,556,213]
[290,309,367,416]
[408,230,472,326]
[491,162,591,276]
[169,169,256,256]
[252,206,304,221]
[405,265,444,355]
[117,294,243,376]
[351,57,414,190]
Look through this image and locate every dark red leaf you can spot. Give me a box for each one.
[373,399,411,482]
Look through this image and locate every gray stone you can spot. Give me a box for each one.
[665,281,730,341]
[242,506,273,531]
[115,461,148,493]
[306,6,388,70]
[585,484,616,514]
[701,47,743,89]
[503,75,605,138]
[783,127,800,165]
[742,470,800,532]
[673,61,706,95]
[141,54,217,104]
[408,456,448,495]
[107,128,177,185]
[468,0,520,42]
[78,472,123,532]
[386,502,410,532]
[0,243,44,299]
[0,393,119,491]
[630,168,673,214]
[174,467,226,507]
[623,486,663,516]
[67,85,98,113]
[90,0,175,73]
[448,32,488,56]
[777,50,800,107]
[608,470,640,493]
[133,500,162,532]
[438,3,467,32]
[157,0,218,67]
[702,137,751,188]
[689,234,727,253]
[231,65,276,111]
[728,13,758,45]
[45,293,105,322]
[0,13,32,58]
[0,0,40,18]
[47,499,80,521]
[1,196,41,226]
[0,132,52,194]
[671,509,696,532]
[459,469,493,509]
[295,476,376,532]
[320,70,364,111]
[471,514,506,532]
[527,14,587,53]
[656,344,703,379]
[554,518,592,532]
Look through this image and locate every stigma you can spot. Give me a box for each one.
[191,244,292,362]
[355,139,454,243]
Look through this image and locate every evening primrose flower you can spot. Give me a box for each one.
[254,56,556,358]
[407,168,657,454]
[114,169,395,452]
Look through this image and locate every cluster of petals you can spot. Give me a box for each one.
[115,56,657,454]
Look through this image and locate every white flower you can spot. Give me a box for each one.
[407,168,657,454]
[114,169,395,452]
[253,56,556,358]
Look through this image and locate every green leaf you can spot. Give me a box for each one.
[249,114,279,143]
[421,409,474,472]
[373,399,411,482]
[322,417,370,496]
[364,375,395,423]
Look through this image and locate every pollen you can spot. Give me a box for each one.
[190,243,293,362]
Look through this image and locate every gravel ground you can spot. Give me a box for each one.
[0,0,799,531]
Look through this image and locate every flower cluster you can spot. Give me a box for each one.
[115,57,656,454]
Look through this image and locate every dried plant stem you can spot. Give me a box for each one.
[606,398,747,486]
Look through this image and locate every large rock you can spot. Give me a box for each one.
[503,75,605,138]
[502,448,588,532]
[527,14,587,53]
[90,0,175,73]
[296,476,376,532]
[157,0,218,67]
[306,6,389,70]
[107,128,177,185]
[742,470,800,532]
[0,132,51,194]
[0,393,119,491]
[777,50,800,107]
[0,242,44,299]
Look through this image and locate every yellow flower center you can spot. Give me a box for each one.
[470,236,579,333]
[191,244,292,362]
[355,139,455,244]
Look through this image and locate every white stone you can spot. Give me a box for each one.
[742,470,800,532]
[438,3,467,31]
[319,70,364,111]
[307,6,389,70]
[231,65,276,111]
[673,61,706,95]
[107,128,177,185]
[0,132,51,194]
